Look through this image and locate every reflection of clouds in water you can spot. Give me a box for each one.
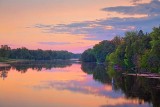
[32,80,149,107]
[32,79,123,98]
[43,68,70,72]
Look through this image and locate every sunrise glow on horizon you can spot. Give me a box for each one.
[0,0,160,53]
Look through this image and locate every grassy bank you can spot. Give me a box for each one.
[0,58,32,67]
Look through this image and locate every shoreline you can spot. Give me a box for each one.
[0,59,31,67]
[0,58,80,67]
[0,63,10,67]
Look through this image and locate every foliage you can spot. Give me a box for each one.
[0,46,80,61]
[81,40,116,63]
[93,40,115,62]
[107,27,160,73]
[81,49,96,62]
[82,26,160,73]
[0,45,11,59]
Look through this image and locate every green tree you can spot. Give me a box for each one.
[93,40,115,63]
[148,27,160,72]
[0,45,11,59]
[81,49,96,62]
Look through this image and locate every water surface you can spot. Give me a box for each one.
[0,61,159,107]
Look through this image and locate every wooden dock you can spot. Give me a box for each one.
[122,73,160,79]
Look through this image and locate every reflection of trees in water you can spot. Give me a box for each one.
[114,75,160,107]
[11,60,72,72]
[81,62,160,106]
[0,70,8,79]
[0,66,11,80]
[0,60,72,79]
[81,62,111,84]
[81,62,96,74]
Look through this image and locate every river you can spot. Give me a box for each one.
[0,60,159,107]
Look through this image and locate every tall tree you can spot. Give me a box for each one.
[0,45,11,59]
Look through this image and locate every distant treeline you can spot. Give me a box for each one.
[81,26,160,73]
[0,46,81,61]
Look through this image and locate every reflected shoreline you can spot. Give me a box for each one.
[0,60,74,79]
[0,61,160,107]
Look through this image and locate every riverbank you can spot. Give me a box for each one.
[0,63,10,67]
[0,59,31,67]
[0,58,80,67]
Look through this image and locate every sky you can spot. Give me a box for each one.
[0,0,160,53]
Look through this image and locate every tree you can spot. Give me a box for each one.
[111,36,123,47]
[93,40,115,63]
[138,30,144,36]
[0,45,11,59]
[148,27,160,72]
[0,46,77,61]
[81,49,96,62]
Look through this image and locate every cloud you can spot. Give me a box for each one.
[34,0,160,41]
[102,0,160,15]
[34,24,52,28]
[38,41,84,45]
[35,15,160,40]
[130,0,142,4]
[38,42,71,45]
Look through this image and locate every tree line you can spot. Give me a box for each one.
[0,46,81,61]
[81,26,160,73]
[81,40,115,63]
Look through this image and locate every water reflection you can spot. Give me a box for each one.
[0,60,73,79]
[81,62,111,84]
[0,61,159,107]
[31,62,120,98]
[114,75,160,107]
[11,60,73,72]
[0,66,11,79]
[81,62,160,107]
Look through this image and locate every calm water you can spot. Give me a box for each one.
[0,61,159,107]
